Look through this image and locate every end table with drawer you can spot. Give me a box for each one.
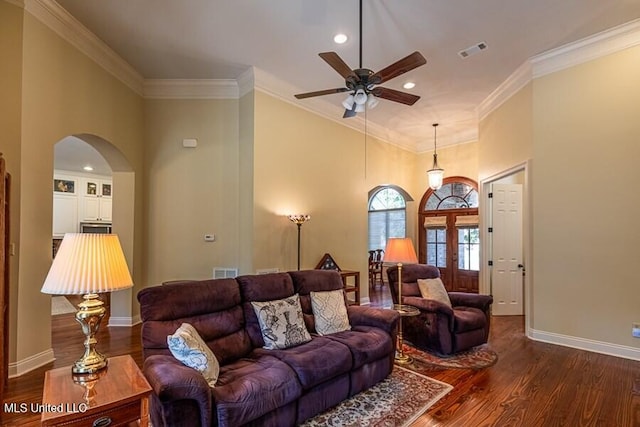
[41,354,151,427]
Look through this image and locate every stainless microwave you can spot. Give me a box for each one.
[80,222,112,234]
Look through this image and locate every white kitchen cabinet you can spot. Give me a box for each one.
[52,172,113,237]
[52,194,78,237]
[52,174,79,237]
[81,178,112,221]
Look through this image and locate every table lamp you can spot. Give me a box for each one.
[384,237,418,363]
[41,233,133,374]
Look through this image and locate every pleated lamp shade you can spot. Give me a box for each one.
[41,233,133,295]
[384,238,418,264]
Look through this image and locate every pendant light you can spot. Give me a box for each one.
[427,123,444,190]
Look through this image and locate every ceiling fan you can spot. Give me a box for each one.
[294,0,427,118]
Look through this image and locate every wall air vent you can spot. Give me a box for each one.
[458,42,488,59]
[213,267,238,279]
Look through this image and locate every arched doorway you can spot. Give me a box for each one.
[52,134,135,325]
[418,176,479,293]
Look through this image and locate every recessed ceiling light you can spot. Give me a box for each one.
[403,82,416,89]
[83,165,94,171]
[333,33,348,44]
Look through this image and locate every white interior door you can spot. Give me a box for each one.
[491,184,523,315]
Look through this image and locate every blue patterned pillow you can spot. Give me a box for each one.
[310,290,351,335]
[251,294,312,349]
[167,323,219,387]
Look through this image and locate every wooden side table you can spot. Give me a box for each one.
[339,270,360,305]
[42,354,151,427]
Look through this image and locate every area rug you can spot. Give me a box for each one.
[51,296,76,315]
[402,343,498,370]
[300,366,452,426]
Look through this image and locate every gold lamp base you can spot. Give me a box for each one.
[72,293,108,374]
[395,352,412,365]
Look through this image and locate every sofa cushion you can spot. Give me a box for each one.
[323,325,393,369]
[289,270,345,334]
[453,306,486,332]
[138,280,253,363]
[251,294,311,350]
[213,355,302,426]
[167,323,220,387]
[310,290,351,335]
[255,337,352,389]
[237,273,296,348]
[417,277,452,307]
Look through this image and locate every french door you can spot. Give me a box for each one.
[418,177,480,293]
[421,210,479,293]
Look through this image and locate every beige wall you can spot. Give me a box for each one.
[478,83,533,182]
[531,46,640,348]
[479,46,640,352]
[253,91,420,301]
[5,10,144,365]
[0,1,24,365]
[238,90,255,274]
[144,98,240,285]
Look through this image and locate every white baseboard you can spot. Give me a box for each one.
[8,348,55,378]
[529,328,640,361]
[108,314,141,327]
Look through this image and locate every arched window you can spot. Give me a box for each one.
[368,187,408,251]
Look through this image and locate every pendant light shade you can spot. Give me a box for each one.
[427,123,444,190]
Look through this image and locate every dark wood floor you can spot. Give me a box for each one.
[2,285,640,426]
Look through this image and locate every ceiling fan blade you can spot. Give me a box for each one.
[295,87,349,99]
[371,51,427,84]
[319,52,358,81]
[371,87,421,105]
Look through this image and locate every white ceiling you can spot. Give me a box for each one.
[54,136,112,176]
[52,0,640,155]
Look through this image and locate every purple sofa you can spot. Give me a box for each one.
[137,269,400,427]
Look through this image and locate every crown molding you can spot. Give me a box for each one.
[237,68,255,98]
[477,61,532,122]
[531,18,640,78]
[5,0,25,7]
[143,79,238,99]
[23,0,144,95]
[478,18,640,121]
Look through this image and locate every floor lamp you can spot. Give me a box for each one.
[384,237,418,364]
[288,214,310,270]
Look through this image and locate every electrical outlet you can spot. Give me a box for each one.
[632,323,640,338]
[204,234,215,242]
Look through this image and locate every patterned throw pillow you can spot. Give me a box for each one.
[417,278,452,307]
[251,294,312,350]
[310,289,351,335]
[167,323,219,387]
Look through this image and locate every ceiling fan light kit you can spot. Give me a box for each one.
[342,94,355,109]
[294,0,426,118]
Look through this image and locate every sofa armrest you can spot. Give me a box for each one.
[347,306,400,335]
[144,355,212,427]
[448,292,493,311]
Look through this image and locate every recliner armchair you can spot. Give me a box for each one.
[387,264,493,355]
